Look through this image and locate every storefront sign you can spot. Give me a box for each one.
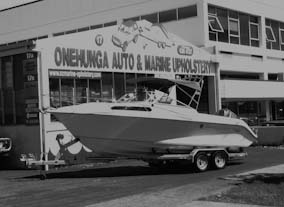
[37,20,216,76]
[49,69,101,79]
[23,52,39,125]
[53,47,214,75]
[25,98,39,125]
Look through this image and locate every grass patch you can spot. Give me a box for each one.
[202,174,284,206]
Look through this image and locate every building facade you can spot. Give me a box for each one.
[0,0,284,167]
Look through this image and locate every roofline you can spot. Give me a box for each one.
[0,0,43,13]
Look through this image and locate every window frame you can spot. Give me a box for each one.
[228,16,240,44]
[266,25,277,42]
[208,14,224,33]
[177,5,198,20]
[249,22,260,41]
[279,28,284,44]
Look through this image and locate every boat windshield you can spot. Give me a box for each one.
[117,88,172,104]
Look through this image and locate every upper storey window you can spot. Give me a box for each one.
[266,26,276,42]
[208,5,260,47]
[266,19,284,51]
[208,14,224,32]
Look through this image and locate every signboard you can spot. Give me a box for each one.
[23,52,39,125]
[36,20,216,77]
[49,69,101,79]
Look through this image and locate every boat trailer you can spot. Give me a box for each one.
[20,134,79,180]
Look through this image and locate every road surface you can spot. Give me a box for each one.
[0,147,283,207]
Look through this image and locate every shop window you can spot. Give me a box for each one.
[13,54,26,124]
[125,73,136,93]
[1,56,15,125]
[49,78,60,108]
[141,13,158,23]
[178,5,197,20]
[75,79,87,104]
[89,79,101,102]
[61,79,74,106]
[268,73,278,81]
[272,101,284,120]
[3,90,15,124]
[114,73,125,100]
[159,9,177,23]
[0,91,3,125]
[224,101,260,126]
[101,73,113,101]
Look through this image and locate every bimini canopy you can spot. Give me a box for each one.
[128,77,201,92]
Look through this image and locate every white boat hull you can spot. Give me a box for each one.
[51,103,257,158]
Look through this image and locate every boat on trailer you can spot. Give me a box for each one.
[48,77,257,171]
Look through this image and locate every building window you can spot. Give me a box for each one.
[266,26,276,42]
[178,5,197,20]
[208,15,224,32]
[75,79,87,104]
[159,9,177,23]
[49,78,60,108]
[61,79,74,106]
[0,53,38,125]
[141,13,158,23]
[249,21,260,47]
[89,79,101,102]
[229,12,240,44]
[265,18,284,51]
[208,5,260,47]
[90,24,103,30]
[103,21,117,27]
[114,73,125,99]
[280,23,284,50]
[124,16,140,22]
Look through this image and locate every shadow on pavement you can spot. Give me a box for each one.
[20,161,243,180]
[22,165,200,179]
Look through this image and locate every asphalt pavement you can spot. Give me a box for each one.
[0,147,283,207]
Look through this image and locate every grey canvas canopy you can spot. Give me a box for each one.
[128,77,201,92]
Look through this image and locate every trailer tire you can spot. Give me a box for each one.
[194,153,209,172]
[212,151,227,169]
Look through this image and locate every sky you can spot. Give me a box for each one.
[0,0,284,10]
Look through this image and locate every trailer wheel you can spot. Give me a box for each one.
[212,151,227,169]
[194,153,209,172]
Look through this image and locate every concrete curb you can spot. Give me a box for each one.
[181,201,270,207]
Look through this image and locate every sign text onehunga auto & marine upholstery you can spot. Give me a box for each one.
[54,47,214,75]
